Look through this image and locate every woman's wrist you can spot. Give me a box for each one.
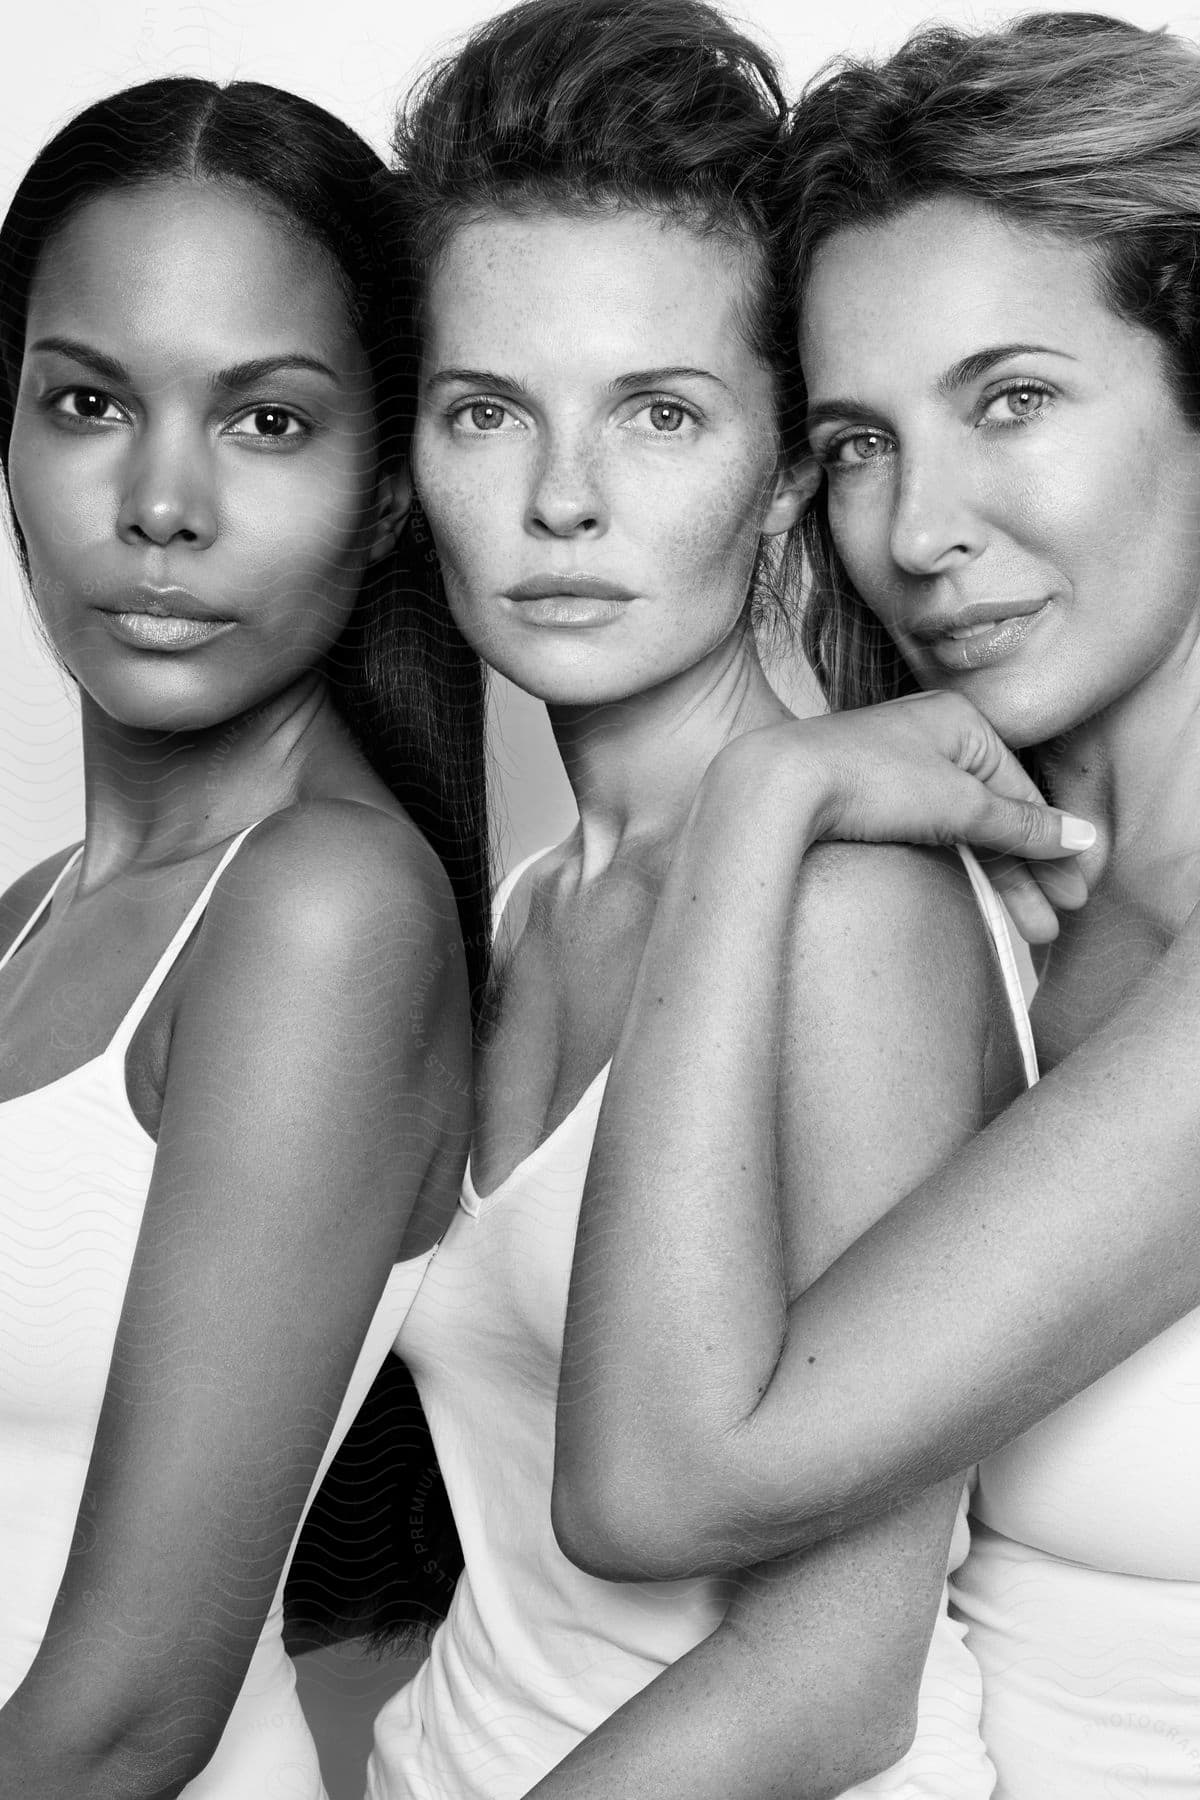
[694,724,834,860]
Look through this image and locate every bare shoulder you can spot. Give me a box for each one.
[784,841,1004,1055]
[778,849,1011,1263]
[0,845,82,958]
[206,799,460,966]
[790,840,995,972]
[174,800,468,1067]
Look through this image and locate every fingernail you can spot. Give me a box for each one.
[1059,815,1097,851]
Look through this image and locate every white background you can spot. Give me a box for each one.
[4,0,1197,890]
[0,0,1193,1790]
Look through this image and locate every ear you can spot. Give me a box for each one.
[761,452,822,537]
[366,465,413,563]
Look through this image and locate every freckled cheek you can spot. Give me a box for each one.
[414,450,523,595]
[631,455,767,579]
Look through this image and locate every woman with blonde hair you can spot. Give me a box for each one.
[558,14,1200,1795]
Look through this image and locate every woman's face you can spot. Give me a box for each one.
[8,178,395,734]
[413,206,802,709]
[800,195,1200,748]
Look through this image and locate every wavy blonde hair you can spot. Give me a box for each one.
[780,12,1200,711]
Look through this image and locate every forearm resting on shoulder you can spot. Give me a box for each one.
[560,881,1200,1574]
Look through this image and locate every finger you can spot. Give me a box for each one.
[980,851,1090,913]
[966,789,1096,859]
[1027,856,1090,911]
[980,854,1062,945]
[994,872,1060,947]
[894,691,1050,814]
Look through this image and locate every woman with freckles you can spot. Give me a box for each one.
[366,5,1091,1798]
[0,77,487,1798]
[559,13,1200,1797]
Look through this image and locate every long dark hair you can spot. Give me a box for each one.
[0,77,480,1646]
[0,75,491,1005]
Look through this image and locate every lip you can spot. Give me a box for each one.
[911,598,1050,674]
[97,611,236,651]
[503,574,636,630]
[506,575,636,603]
[97,586,229,623]
[910,597,1047,644]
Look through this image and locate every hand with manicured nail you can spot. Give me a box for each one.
[696,690,1094,943]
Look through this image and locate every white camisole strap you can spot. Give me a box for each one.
[490,846,555,932]
[0,851,84,974]
[102,820,267,1059]
[955,843,1039,1087]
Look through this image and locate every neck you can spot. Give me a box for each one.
[1044,648,1200,938]
[76,673,344,883]
[549,626,789,879]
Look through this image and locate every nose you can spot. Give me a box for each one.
[888,439,986,578]
[116,424,217,550]
[526,428,605,539]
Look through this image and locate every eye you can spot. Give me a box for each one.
[626,398,700,436]
[50,387,127,426]
[645,402,687,433]
[821,429,895,469]
[225,406,309,442]
[979,382,1052,426]
[450,400,522,435]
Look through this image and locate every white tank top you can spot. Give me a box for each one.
[368,844,1036,1800]
[0,824,432,1798]
[953,1065,1200,1783]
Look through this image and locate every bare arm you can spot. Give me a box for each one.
[0,802,470,1799]
[555,697,1200,1574]
[531,1485,964,1800]
[545,837,1005,1792]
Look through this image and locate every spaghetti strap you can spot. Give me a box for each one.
[955,844,1039,1087]
[0,848,84,976]
[107,820,268,1058]
[491,845,555,934]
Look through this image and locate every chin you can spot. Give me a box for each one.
[509,673,639,710]
[487,648,653,711]
[75,670,258,737]
[912,663,1069,755]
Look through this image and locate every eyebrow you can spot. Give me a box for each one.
[424,364,729,396]
[27,337,340,390]
[27,337,129,387]
[211,354,340,391]
[424,367,522,396]
[608,366,729,394]
[806,343,1077,434]
[936,343,1077,394]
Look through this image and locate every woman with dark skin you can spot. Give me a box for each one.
[0,78,486,1799]
[558,15,1200,1795]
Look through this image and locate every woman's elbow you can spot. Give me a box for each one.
[4,1734,216,1800]
[551,1438,755,1581]
[779,1689,919,1797]
[552,1457,679,1580]
[851,1701,921,1789]
[11,1684,227,1800]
